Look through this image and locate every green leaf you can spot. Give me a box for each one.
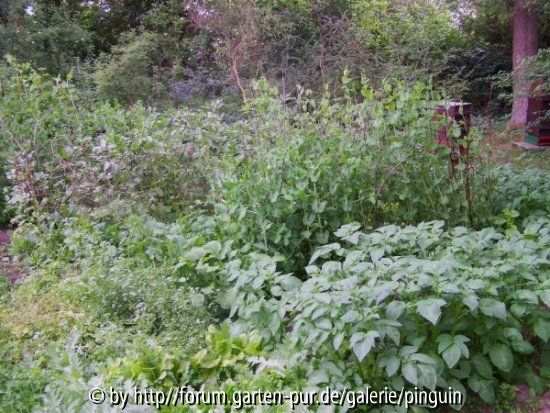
[534,319,550,342]
[334,223,361,238]
[463,295,479,310]
[402,362,418,385]
[342,310,359,323]
[448,378,467,410]
[525,370,547,396]
[280,275,302,291]
[303,213,315,226]
[309,243,340,265]
[468,374,495,404]
[442,344,462,369]
[308,370,329,386]
[333,333,344,351]
[488,343,513,372]
[386,357,401,377]
[479,298,506,321]
[437,334,454,353]
[384,326,401,345]
[203,240,222,255]
[351,331,380,362]
[370,247,385,262]
[312,199,327,213]
[472,355,493,379]
[269,315,281,335]
[400,346,419,357]
[538,290,550,307]
[417,363,437,390]
[454,335,470,344]
[517,290,538,305]
[186,246,207,261]
[417,298,446,325]
[511,339,534,354]
[386,300,405,320]
[410,353,436,365]
[316,318,332,330]
[510,303,526,318]
[450,361,472,379]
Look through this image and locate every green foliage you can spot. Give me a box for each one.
[459,0,550,51]
[351,0,465,78]
[225,218,550,405]
[0,0,167,77]
[217,79,494,271]
[0,170,9,225]
[440,46,512,112]
[106,342,189,387]
[0,55,548,411]
[0,1,95,75]
[0,212,221,410]
[493,166,550,224]
[94,32,163,104]
[524,48,550,91]
[0,351,45,412]
[2,0,543,110]
[191,324,263,384]
[0,59,232,221]
[523,48,550,125]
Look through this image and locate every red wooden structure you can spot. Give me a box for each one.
[524,84,550,146]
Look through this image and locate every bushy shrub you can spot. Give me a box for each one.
[351,0,465,78]
[0,63,503,238]
[95,33,160,104]
[191,0,297,100]
[0,170,9,225]
[94,32,163,104]
[0,59,236,222]
[8,214,217,348]
[0,351,45,413]
[1,211,223,410]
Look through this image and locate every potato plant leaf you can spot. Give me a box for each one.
[417,299,446,325]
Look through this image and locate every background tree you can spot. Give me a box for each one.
[459,0,549,128]
[0,0,94,75]
[509,0,539,129]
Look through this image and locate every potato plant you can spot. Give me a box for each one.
[223,219,550,406]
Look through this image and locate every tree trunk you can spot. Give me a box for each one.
[509,0,538,129]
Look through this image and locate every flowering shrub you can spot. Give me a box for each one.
[0,60,236,222]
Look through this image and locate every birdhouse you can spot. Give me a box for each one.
[524,84,550,147]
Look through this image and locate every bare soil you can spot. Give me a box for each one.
[514,385,550,413]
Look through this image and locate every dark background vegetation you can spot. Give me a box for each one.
[1,0,548,109]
